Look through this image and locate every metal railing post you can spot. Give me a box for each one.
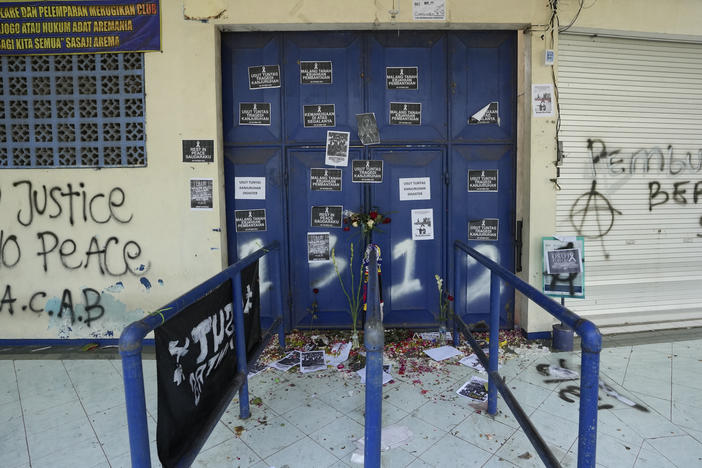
[488,271,500,416]
[452,248,462,347]
[272,248,286,350]
[119,323,152,468]
[232,272,251,419]
[364,249,383,468]
[576,320,602,468]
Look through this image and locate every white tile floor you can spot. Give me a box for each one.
[1,331,701,467]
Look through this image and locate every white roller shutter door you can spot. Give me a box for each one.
[556,34,702,331]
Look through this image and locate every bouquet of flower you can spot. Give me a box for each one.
[435,274,454,326]
[343,208,391,239]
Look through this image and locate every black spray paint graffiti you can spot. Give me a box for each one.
[1,285,104,326]
[569,180,621,259]
[536,359,648,412]
[0,180,150,327]
[12,180,133,227]
[588,139,702,177]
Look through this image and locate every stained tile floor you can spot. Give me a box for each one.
[1,328,701,467]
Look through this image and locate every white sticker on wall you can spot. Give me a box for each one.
[235,177,266,200]
[412,0,446,20]
[532,84,554,117]
[399,177,431,201]
[411,208,434,240]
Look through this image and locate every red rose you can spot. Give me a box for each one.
[313,288,319,294]
[448,295,454,301]
[369,211,378,220]
[343,218,348,224]
[343,226,350,231]
[382,217,391,224]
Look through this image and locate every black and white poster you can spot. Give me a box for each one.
[413,0,446,20]
[310,168,342,191]
[386,67,419,90]
[325,130,350,166]
[300,61,333,84]
[469,102,499,125]
[155,269,261,467]
[389,102,421,125]
[468,218,499,241]
[356,113,380,145]
[399,177,431,200]
[190,178,213,210]
[352,160,383,183]
[248,65,281,89]
[235,177,266,200]
[307,232,330,262]
[546,248,582,275]
[182,140,214,163]
[304,104,335,128]
[239,102,271,126]
[532,84,554,117]
[300,350,326,373]
[311,205,343,228]
[411,208,434,240]
[468,170,499,192]
[456,376,489,402]
[235,209,267,232]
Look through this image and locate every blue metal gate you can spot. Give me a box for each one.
[222,31,516,330]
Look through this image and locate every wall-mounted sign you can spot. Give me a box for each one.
[182,140,214,163]
[356,113,380,145]
[310,168,342,191]
[468,170,498,192]
[532,84,554,117]
[468,219,499,241]
[352,160,383,183]
[399,177,430,200]
[542,236,585,298]
[389,102,421,125]
[311,205,343,228]
[386,67,418,90]
[300,61,332,84]
[303,104,335,127]
[413,0,446,20]
[325,131,350,166]
[248,65,280,89]
[234,177,265,200]
[190,178,213,210]
[469,102,499,125]
[0,1,161,55]
[307,232,330,262]
[235,209,267,232]
[239,103,271,126]
[411,208,434,240]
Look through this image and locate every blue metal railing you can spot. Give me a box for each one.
[453,240,601,468]
[363,246,383,468]
[119,242,286,468]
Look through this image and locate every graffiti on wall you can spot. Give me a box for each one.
[569,139,702,257]
[0,180,150,328]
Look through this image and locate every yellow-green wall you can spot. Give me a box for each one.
[2,0,700,339]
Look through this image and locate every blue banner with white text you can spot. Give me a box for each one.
[0,0,160,55]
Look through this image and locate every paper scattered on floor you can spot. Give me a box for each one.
[356,364,392,385]
[423,345,462,361]
[300,350,327,373]
[456,376,489,402]
[325,342,352,367]
[459,354,501,373]
[268,351,300,371]
[248,360,268,378]
[547,365,579,380]
[351,424,413,464]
